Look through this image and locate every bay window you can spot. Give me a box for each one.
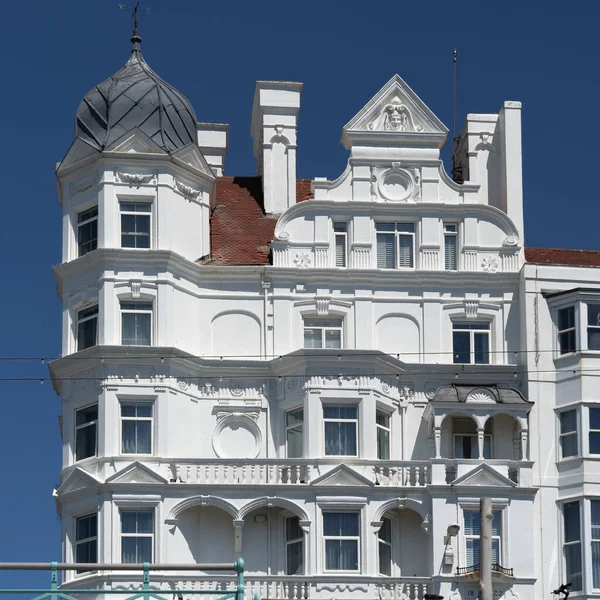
[120,202,151,249]
[563,501,582,591]
[323,512,360,571]
[558,306,576,354]
[376,410,391,460]
[560,409,578,458]
[77,206,98,257]
[324,405,358,456]
[75,513,97,567]
[121,402,153,455]
[588,304,600,350]
[75,404,97,461]
[77,305,98,351]
[286,408,303,458]
[121,510,154,564]
[121,301,152,346]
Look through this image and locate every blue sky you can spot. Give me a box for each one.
[0,0,597,588]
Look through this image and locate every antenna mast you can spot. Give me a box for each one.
[453,48,457,142]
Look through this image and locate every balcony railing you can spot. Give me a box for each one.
[81,573,432,600]
[166,460,431,487]
[456,564,514,577]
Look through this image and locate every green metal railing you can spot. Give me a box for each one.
[0,560,259,600]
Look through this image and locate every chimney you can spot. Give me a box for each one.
[197,123,228,176]
[250,81,303,214]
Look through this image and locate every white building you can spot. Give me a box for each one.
[50,24,600,600]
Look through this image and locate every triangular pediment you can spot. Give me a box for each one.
[106,461,168,485]
[311,464,374,487]
[171,144,214,178]
[342,75,448,149]
[452,464,516,488]
[107,129,166,154]
[56,467,100,496]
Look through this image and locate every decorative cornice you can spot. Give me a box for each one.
[115,171,156,186]
[70,172,99,197]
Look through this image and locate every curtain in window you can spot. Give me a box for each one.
[303,328,322,348]
[377,234,395,269]
[121,511,153,564]
[324,513,359,570]
[398,235,413,268]
[324,407,357,456]
[287,426,303,458]
[445,235,457,270]
[122,312,151,345]
[122,420,151,454]
[592,500,600,588]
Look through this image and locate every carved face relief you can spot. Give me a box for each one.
[387,106,409,131]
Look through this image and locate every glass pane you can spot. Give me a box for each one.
[121,511,138,534]
[121,404,137,417]
[589,329,600,350]
[121,214,137,234]
[376,223,395,232]
[76,423,96,460]
[565,542,582,591]
[78,206,98,223]
[76,405,98,426]
[560,330,576,354]
[122,420,137,454]
[564,502,581,543]
[379,541,392,575]
[122,312,151,345]
[121,538,138,564]
[592,541,600,589]
[135,421,152,454]
[453,331,470,364]
[588,304,600,326]
[560,410,577,434]
[559,306,575,331]
[326,540,358,570]
[591,408,600,430]
[76,514,97,541]
[379,518,392,543]
[398,234,413,268]
[325,421,357,455]
[324,512,359,536]
[77,317,98,351]
[325,330,341,349]
[466,538,479,566]
[376,411,390,427]
[333,222,347,232]
[286,517,302,541]
[137,511,154,534]
[455,435,475,459]
[304,328,322,349]
[377,427,390,460]
[561,433,578,458]
[136,403,153,418]
[304,319,342,328]
[377,233,395,269]
[474,332,490,364]
[591,500,600,538]
[287,540,303,575]
[483,436,492,459]
[590,432,600,455]
[492,539,500,565]
[76,539,97,564]
[453,321,490,330]
[287,425,303,458]
[286,408,303,426]
[396,223,415,233]
[121,202,151,213]
[323,405,357,419]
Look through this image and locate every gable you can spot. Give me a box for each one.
[56,467,99,496]
[342,74,448,149]
[107,129,167,154]
[106,461,168,485]
[452,464,516,488]
[171,144,214,178]
[311,464,374,487]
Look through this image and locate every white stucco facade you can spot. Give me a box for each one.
[49,53,600,600]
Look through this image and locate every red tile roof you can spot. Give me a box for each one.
[525,247,600,268]
[207,176,313,266]
[207,179,599,268]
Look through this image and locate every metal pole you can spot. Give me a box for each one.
[235,557,244,600]
[479,498,493,600]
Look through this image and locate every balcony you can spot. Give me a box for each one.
[456,564,514,579]
[62,573,432,600]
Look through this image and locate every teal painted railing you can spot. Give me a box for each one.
[0,560,259,600]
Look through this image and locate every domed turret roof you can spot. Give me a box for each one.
[60,29,198,169]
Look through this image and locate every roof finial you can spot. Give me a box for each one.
[120,1,150,55]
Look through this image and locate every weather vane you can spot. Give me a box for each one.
[119,1,151,34]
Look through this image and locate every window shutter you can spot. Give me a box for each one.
[398,234,413,268]
[445,235,457,270]
[377,234,395,268]
[335,235,346,267]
